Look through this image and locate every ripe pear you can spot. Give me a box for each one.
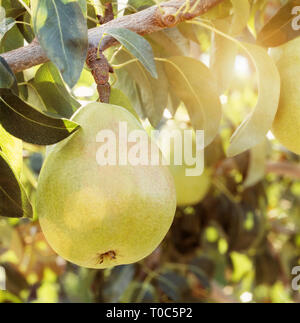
[158,120,212,207]
[270,38,300,155]
[36,102,176,269]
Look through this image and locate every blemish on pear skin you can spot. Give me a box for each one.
[98,250,116,264]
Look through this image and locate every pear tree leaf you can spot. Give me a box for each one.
[0,93,80,145]
[114,67,144,119]
[32,62,80,118]
[32,0,88,88]
[78,0,87,15]
[229,0,250,36]
[156,270,190,302]
[0,56,18,95]
[109,88,140,122]
[164,56,222,146]
[202,0,232,20]
[102,265,135,302]
[114,50,168,127]
[243,139,268,188]
[257,0,300,47]
[0,6,16,40]
[0,124,22,176]
[0,151,32,218]
[106,27,157,78]
[210,20,238,94]
[227,43,280,157]
[146,28,187,58]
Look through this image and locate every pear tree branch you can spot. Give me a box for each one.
[1,0,224,73]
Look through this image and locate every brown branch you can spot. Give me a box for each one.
[266,161,300,180]
[1,0,223,74]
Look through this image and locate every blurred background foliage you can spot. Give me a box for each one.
[0,0,300,303]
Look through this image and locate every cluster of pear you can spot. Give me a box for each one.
[270,38,300,155]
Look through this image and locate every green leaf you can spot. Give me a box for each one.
[0,93,80,145]
[114,50,168,127]
[0,24,23,52]
[146,28,188,58]
[257,0,300,47]
[156,270,190,302]
[32,0,88,88]
[114,67,144,119]
[0,56,18,95]
[243,139,268,188]
[32,62,80,118]
[0,124,22,176]
[102,265,135,302]
[109,88,140,122]
[0,6,16,40]
[164,56,222,146]
[106,27,157,78]
[78,0,87,15]
[227,43,280,157]
[16,10,35,43]
[0,151,32,218]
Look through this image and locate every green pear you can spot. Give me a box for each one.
[36,102,176,269]
[158,120,212,207]
[270,37,300,155]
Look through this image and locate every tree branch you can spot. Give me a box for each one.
[1,0,223,74]
[266,161,300,180]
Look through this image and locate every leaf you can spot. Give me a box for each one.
[146,28,188,58]
[114,67,144,118]
[0,23,23,52]
[106,27,157,78]
[0,151,32,218]
[32,0,88,88]
[114,50,168,127]
[78,0,87,15]
[0,124,22,176]
[102,265,135,302]
[243,139,268,188]
[16,10,35,43]
[0,6,16,40]
[227,43,280,157]
[32,62,80,118]
[0,93,79,145]
[109,88,140,121]
[163,56,222,146]
[178,22,199,43]
[257,0,300,47]
[210,20,238,94]
[229,0,250,36]
[156,270,190,302]
[0,56,18,95]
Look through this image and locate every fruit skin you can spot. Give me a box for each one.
[36,102,176,269]
[270,38,300,155]
[158,120,212,207]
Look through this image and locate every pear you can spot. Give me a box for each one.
[36,102,176,269]
[158,120,211,207]
[270,38,300,155]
